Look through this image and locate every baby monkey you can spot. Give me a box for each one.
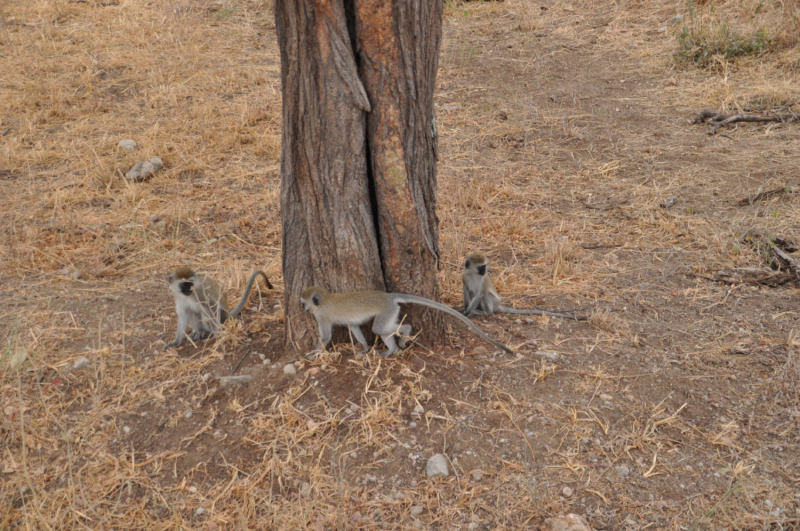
[164,266,273,350]
[462,253,585,320]
[300,287,513,357]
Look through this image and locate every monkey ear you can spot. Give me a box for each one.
[312,294,321,306]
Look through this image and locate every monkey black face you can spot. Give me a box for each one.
[179,280,193,296]
[477,264,487,276]
[312,294,321,306]
[464,260,470,269]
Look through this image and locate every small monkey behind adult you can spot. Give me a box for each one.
[462,253,586,320]
[164,266,273,350]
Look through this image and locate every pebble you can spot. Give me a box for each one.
[615,464,631,478]
[562,486,574,498]
[409,421,417,428]
[219,375,253,388]
[599,393,613,401]
[537,350,560,361]
[9,347,28,369]
[472,471,483,482]
[468,523,480,531]
[426,454,449,478]
[124,157,163,182]
[410,506,424,516]
[118,139,137,151]
[195,507,205,516]
[123,426,131,434]
[413,520,423,529]
[412,404,425,418]
[74,356,92,370]
[283,364,297,375]
[184,411,192,419]
[542,514,593,531]
[258,353,266,361]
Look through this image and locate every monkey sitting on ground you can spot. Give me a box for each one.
[462,253,586,320]
[164,266,273,350]
[300,287,513,358]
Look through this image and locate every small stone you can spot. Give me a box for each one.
[410,479,417,487]
[413,520,423,529]
[213,430,223,439]
[562,486,574,497]
[409,421,417,428]
[468,523,480,531]
[283,364,297,375]
[300,482,311,497]
[123,426,131,434]
[307,420,318,430]
[472,471,483,482]
[412,404,425,418]
[615,464,631,478]
[542,514,593,531]
[124,157,163,182]
[118,139,137,151]
[188,486,198,493]
[624,518,637,526]
[426,454,449,478]
[307,367,319,376]
[258,353,266,361]
[262,359,270,365]
[219,375,253,388]
[537,351,560,361]
[599,393,613,401]
[73,356,90,370]
[195,507,205,516]
[410,506,424,516]
[9,347,28,370]
[185,411,192,419]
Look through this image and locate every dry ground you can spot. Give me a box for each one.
[2,0,800,529]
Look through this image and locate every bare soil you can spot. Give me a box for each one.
[1,0,799,529]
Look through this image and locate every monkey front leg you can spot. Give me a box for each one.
[347,326,370,354]
[164,312,189,350]
[463,292,484,317]
[304,323,333,359]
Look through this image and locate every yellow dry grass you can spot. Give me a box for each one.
[2,0,800,529]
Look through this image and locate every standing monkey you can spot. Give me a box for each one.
[164,266,273,350]
[300,287,513,357]
[462,253,585,320]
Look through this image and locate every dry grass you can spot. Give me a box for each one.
[2,0,800,529]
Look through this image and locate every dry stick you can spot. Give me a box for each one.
[772,245,800,279]
[739,184,794,206]
[693,109,800,134]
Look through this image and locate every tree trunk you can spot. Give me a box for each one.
[275,0,444,350]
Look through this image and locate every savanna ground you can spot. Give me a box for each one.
[2,0,800,529]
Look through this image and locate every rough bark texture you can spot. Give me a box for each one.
[355,0,444,337]
[275,0,444,349]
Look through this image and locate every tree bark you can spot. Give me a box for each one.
[275,0,443,350]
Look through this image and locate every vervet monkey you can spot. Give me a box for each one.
[300,287,513,357]
[164,266,273,350]
[462,253,585,320]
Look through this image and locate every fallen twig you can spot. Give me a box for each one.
[693,109,800,135]
[738,184,795,206]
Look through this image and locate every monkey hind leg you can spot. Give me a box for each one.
[397,324,412,348]
[378,334,399,358]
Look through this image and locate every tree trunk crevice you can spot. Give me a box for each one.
[276,0,444,349]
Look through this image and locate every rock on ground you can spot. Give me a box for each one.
[124,157,163,181]
[425,454,449,478]
[219,375,253,388]
[541,514,594,531]
[118,139,137,151]
[73,356,90,370]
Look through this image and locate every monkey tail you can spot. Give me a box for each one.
[229,270,274,318]
[395,294,513,354]
[498,305,587,321]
